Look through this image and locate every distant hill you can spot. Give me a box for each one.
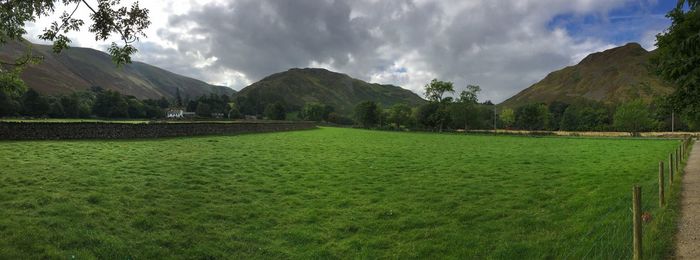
[0,40,235,99]
[501,43,674,107]
[235,68,426,115]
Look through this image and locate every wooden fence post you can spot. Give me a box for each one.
[677,148,681,173]
[682,143,685,160]
[659,161,665,207]
[670,153,675,185]
[633,185,642,260]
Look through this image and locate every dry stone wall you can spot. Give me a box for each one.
[0,121,316,140]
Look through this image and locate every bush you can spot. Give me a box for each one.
[22,89,50,116]
[0,91,21,116]
[515,103,549,130]
[613,100,654,133]
[264,103,286,120]
[354,101,381,128]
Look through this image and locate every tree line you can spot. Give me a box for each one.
[0,74,241,120]
[498,99,670,133]
[349,79,695,133]
[1,74,692,133]
[0,84,168,119]
[347,79,493,130]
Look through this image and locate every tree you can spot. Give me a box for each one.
[416,102,451,131]
[0,91,21,116]
[547,101,569,130]
[424,79,454,102]
[264,103,286,120]
[683,112,700,131]
[0,0,151,73]
[22,88,49,116]
[72,91,95,117]
[459,85,481,104]
[515,103,550,130]
[0,72,25,116]
[654,0,700,119]
[448,102,475,130]
[141,99,164,119]
[0,71,27,99]
[59,95,79,117]
[577,107,603,131]
[186,100,198,112]
[322,105,335,121]
[559,104,609,131]
[299,102,329,121]
[47,96,65,117]
[388,103,413,129]
[613,100,655,134]
[109,92,128,118]
[93,90,128,118]
[127,97,146,118]
[559,106,579,131]
[202,93,227,114]
[421,79,455,131]
[227,102,242,119]
[157,96,170,109]
[452,84,481,129]
[354,101,380,128]
[499,108,515,129]
[175,88,183,107]
[196,102,211,117]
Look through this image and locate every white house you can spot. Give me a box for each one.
[166,109,184,119]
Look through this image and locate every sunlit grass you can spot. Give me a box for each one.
[0,127,680,258]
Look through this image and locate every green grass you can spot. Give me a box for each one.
[0,127,682,258]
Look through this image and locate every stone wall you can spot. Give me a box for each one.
[0,121,316,140]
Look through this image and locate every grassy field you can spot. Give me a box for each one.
[0,127,682,258]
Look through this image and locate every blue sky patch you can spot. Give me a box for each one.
[547,0,675,48]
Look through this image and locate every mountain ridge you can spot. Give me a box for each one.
[235,68,426,115]
[500,42,674,107]
[0,40,235,99]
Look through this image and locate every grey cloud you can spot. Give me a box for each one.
[160,0,382,81]
[151,0,664,102]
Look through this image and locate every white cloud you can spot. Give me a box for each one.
[23,0,671,102]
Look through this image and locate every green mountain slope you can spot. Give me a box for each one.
[235,68,425,115]
[501,43,674,107]
[0,40,235,99]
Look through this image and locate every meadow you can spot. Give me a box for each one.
[0,127,682,258]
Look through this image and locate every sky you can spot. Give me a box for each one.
[23,0,676,103]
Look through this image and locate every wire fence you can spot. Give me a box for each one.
[627,136,694,259]
[549,136,695,259]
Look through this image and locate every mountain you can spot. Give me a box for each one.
[235,68,426,115]
[500,43,674,108]
[0,40,235,99]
